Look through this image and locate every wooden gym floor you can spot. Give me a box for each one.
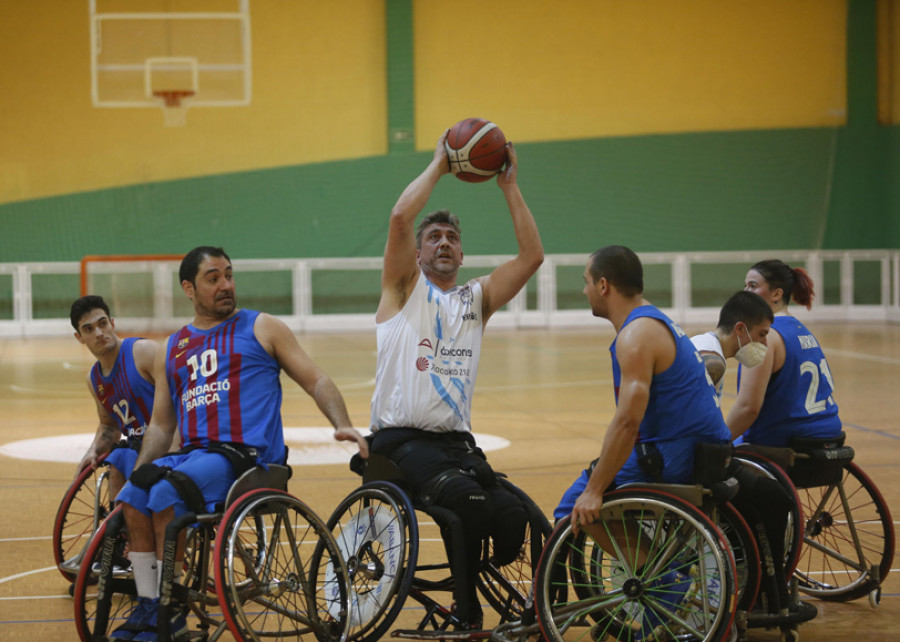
[1,322,897,640]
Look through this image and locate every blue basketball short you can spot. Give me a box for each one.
[554,467,590,520]
[115,449,236,517]
[553,439,698,520]
[105,446,139,480]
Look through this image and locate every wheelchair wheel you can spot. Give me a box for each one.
[215,488,352,642]
[178,521,222,628]
[53,457,112,581]
[477,479,551,623]
[72,505,137,641]
[326,481,417,642]
[535,489,737,642]
[734,451,804,577]
[716,502,761,612]
[794,461,895,601]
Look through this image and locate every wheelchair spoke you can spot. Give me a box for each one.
[795,462,894,600]
[536,492,736,642]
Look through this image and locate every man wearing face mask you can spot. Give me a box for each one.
[692,291,817,623]
[690,290,774,399]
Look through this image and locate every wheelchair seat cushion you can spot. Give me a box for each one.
[789,431,846,452]
[788,431,852,488]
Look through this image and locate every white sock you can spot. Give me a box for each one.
[130,551,159,599]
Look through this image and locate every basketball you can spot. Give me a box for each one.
[445,118,509,183]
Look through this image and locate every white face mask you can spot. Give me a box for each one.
[735,327,767,368]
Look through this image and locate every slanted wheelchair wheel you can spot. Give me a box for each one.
[326,481,418,642]
[794,461,895,601]
[215,488,352,642]
[53,457,112,582]
[716,501,762,612]
[178,521,222,628]
[535,489,737,642]
[734,452,805,577]
[477,478,551,624]
[72,505,137,642]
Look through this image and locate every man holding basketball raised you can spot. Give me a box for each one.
[367,130,543,630]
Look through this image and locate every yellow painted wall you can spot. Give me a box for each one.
[414,0,847,146]
[0,0,387,204]
[0,0,850,204]
[885,0,900,122]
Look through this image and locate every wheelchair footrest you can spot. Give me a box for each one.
[392,628,493,640]
[745,601,818,629]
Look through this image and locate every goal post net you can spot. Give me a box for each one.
[80,254,186,332]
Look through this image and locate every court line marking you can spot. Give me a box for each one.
[0,565,57,585]
[825,348,900,366]
[842,422,900,441]
[8,384,82,398]
[480,379,611,392]
[0,429,510,465]
[291,378,613,393]
[2,574,900,603]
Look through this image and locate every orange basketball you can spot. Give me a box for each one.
[444,118,508,183]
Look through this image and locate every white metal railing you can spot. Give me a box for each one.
[1,250,898,338]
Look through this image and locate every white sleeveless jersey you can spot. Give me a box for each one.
[370,272,484,433]
[690,331,725,398]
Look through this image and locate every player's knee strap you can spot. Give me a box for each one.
[432,474,493,541]
[130,463,171,490]
[164,470,208,515]
[420,468,473,506]
[490,497,527,566]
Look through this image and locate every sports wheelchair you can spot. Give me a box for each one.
[736,432,895,608]
[528,444,749,642]
[54,452,116,585]
[325,453,552,640]
[72,463,354,641]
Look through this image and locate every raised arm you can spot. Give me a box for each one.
[479,143,544,321]
[256,313,368,457]
[377,133,451,323]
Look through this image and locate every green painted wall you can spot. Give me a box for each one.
[1,126,867,264]
[3,0,893,263]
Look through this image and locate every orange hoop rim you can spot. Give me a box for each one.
[151,90,196,108]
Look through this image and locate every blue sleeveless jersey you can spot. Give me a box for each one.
[742,316,842,447]
[165,310,285,463]
[612,306,730,484]
[90,337,155,441]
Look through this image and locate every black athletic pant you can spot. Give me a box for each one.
[371,428,527,625]
[730,460,795,612]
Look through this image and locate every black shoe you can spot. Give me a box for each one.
[450,602,484,631]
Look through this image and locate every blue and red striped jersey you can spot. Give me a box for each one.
[165,310,285,464]
[90,336,155,441]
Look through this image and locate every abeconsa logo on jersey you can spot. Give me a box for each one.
[439,347,472,357]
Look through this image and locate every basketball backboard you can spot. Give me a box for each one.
[89,0,252,123]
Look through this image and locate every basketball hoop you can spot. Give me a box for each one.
[152,90,195,127]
